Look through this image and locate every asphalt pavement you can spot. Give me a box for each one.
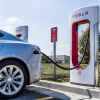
[5,89,61,100]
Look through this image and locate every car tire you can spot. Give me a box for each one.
[0,59,27,98]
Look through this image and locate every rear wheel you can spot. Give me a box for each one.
[0,60,27,98]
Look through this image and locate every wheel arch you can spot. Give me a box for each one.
[0,57,30,85]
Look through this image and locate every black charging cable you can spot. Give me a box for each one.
[41,31,93,99]
[41,52,78,70]
[41,30,89,71]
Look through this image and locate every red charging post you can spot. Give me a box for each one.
[51,27,58,79]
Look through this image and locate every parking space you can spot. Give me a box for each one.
[6,89,61,100]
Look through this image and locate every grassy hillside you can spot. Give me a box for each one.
[41,63,70,82]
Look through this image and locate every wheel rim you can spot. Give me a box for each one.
[0,65,24,96]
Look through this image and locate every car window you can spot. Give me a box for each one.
[0,33,4,37]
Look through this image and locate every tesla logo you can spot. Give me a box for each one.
[73,11,88,18]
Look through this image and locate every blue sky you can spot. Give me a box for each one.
[0,0,99,56]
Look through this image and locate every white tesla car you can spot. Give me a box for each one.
[0,30,41,98]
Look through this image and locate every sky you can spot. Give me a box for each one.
[0,0,99,56]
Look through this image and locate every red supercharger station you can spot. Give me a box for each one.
[16,25,28,42]
[70,6,99,86]
[51,27,57,79]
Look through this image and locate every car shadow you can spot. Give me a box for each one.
[5,89,62,100]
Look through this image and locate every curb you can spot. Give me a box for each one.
[35,80,100,99]
[27,84,70,100]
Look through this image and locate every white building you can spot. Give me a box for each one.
[50,55,70,64]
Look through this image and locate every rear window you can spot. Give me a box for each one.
[0,33,4,37]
